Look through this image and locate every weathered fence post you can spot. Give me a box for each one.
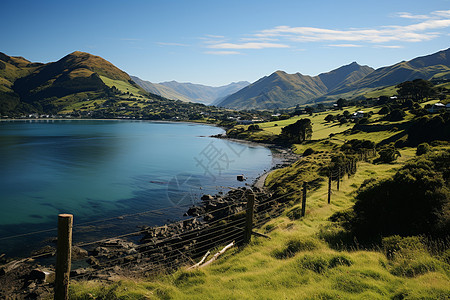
[301,183,307,217]
[243,190,255,245]
[54,214,73,300]
[328,171,332,204]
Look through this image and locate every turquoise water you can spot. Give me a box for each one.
[0,120,272,255]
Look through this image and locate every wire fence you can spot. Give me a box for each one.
[0,186,303,289]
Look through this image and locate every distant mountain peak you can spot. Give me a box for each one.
[133,77,250,105]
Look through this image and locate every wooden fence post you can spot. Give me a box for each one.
[328,172,332,204]
[301,183,307,217]
[336,167,340,191]
[54,214,73,300]
[243,191,255,245]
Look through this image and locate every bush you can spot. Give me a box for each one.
[298,254,329,273]
[287,207,303,220]
[379,106,391,114]
[376,146,401,163]
[416,143,431,156]
[328,255,353,268]
[382,235,426,259]
[351,155,450,238]
[386,109,406,121]
[302,148,315,156]
[389,257,439,277]
[272,238,318,259]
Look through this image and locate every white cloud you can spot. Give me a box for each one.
[253,10,450,44]
[204,51,241,55]
[327,44,363,47]
[207,42,290,49]
[205,34,225,39]
[157,42,188,46]
[395,12,430,20]
[374,45,403,49]
[432,10,450,18]
[200,9,449,54]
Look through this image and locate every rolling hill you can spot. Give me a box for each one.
[0,51,150,114]
[216,62,374,110]
[133,78,250,105]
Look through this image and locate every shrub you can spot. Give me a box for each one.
[389,257,439,277]
[416,142,431,156]
[386,109,406,121]
[302,148,315,156]
[174,270,206,287]
[382,235,426,259]
[376,146,401,163]
[287,207,302,220]
[328,255,353,268]
[379,106,391,114]
[272,238,318,259]
[298,254,329,273]
[351,155,450,238]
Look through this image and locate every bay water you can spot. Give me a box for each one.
[0,120,273,256]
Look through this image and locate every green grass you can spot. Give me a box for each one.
[100,75,146,98]
[364,85,398,98]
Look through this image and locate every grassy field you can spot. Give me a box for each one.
[236,105,406,146]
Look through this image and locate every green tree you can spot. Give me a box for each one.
[324,114,335,122]
[336,98,347,109]
[280,118,312,143]
[396,79,435,102]
[377,146,401,163]
[386,108,406,121]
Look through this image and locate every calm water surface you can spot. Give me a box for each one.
[0,120,272,256]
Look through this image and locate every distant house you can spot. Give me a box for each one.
[351,111,365,119]
[428,103,446,113]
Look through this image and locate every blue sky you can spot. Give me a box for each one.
[2,0,450,86]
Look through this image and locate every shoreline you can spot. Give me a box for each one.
[213,135,300,189]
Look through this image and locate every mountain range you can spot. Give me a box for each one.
[1,48,449,114]
[216,47,450,110]
[131,76,249,105]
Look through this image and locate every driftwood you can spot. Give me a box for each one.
[187,251,210,270]
[198,241,235,269]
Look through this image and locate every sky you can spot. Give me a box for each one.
[2,0,450,86]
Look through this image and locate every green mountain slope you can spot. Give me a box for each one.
[217,62,374,110]
[0,53,45,113]
[321,48,450,101]
[0,51,149,114]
